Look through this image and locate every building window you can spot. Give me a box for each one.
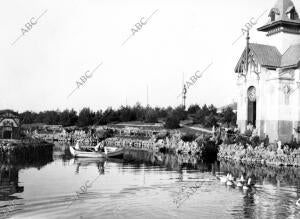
[290,12,295,20]
[270,11,276,21]
[290,10,296,20]
[248,86,256,102]
[287,7,298,20]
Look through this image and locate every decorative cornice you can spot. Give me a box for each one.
[266,26,300,36]
[258,20,300,32]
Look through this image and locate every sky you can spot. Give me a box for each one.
[1,0,299,113]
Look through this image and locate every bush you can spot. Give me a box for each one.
[96,129,114,140]
[155,131,169,140]
[220,107,237,127]
[204,113,218,128]
[202,140,218,162]
[251,136,260,147]
[244,129,252,137]
[181,134,197,142]
[144,109,158,123]
[165,114,180,129]
[187,104,200,114]
[235,135,250,147]
[287,138,300,150]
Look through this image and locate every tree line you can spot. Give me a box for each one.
[20,103,236,129]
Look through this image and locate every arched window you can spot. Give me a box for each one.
[247,86,256,127]
[248,86,256,102]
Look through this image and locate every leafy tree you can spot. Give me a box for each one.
[99,107,120,124]
[21,111,37,124]
[165,114,180,129]
[208,105,217,115]
[94,110,103,125]
[172,106,187,121]
[188,104,200,114]
[132,102,144,121]
[60,109,78,127]
[18,102,232,129]
[118,106,137,122]
[144,108,158,123]
[204,113,218,128]
[154,107,168,119]
[194,104,218,127]
[221,107,237,127]
[164,107,184,129]
[194,105,208,124]
[77,108,95,127]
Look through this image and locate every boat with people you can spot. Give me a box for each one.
[69,141,124,158]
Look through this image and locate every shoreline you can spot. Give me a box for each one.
[0,139,54,163]
[218,159,300,188]
[218,144,300,168]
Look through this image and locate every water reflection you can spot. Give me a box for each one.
[219,160,300,191]
[0,157,53,200]
[53,143,73,163]
[1,144,300,218]
[123,149,211,172]
[218,160,300,218]
[72,158,106,175]
[0,165,23,201]
[0,150,53,218]
[122,150,300,218]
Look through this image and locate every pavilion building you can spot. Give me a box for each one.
[235,0,300,143]
[0,110,21,140]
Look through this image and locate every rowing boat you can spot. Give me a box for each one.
[69,146,124,158]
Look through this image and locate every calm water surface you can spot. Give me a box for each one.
[1,144,300,219]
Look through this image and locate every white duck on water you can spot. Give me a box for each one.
[243,178,253,191]
[236,175,245,187]
[219,173,229,184]
[296,199,300,207]
[226,174,235,186]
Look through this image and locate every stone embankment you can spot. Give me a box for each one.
[0,139,53,163]
[218,144,300,167]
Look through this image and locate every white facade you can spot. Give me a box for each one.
[267,32,300,54]
[235,0,300,143]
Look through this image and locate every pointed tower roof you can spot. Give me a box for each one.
[258,0,300,34]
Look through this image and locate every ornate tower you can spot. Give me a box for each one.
[257,0,300,54]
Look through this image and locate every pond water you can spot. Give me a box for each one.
[1,144,300,219]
